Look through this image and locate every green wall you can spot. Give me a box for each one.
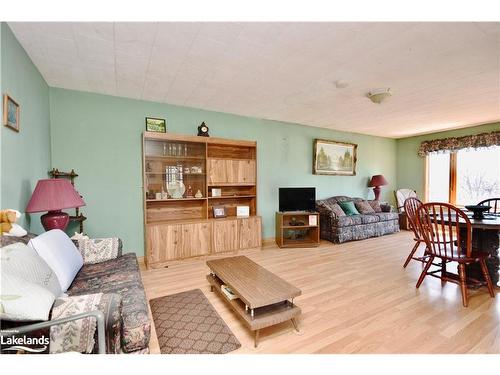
[49,87,397,255]
[1,23,51,233]
[396,122,500,198]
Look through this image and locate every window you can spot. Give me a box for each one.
[427,153,450,202]
[456,148,500,205]
[426,147,500,205]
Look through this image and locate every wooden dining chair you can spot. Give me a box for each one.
[416,202,495,307]
[402,197,426,268]
[478,198,500,213]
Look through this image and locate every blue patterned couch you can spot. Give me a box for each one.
[316,196,400,243]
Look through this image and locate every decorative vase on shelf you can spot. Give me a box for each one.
[195,189,203,198]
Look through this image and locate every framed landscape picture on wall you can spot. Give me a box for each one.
[3,94,20,132]
[145,117,166,133]
[313,139,357,176]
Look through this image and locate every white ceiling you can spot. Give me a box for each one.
[8,22,500,138]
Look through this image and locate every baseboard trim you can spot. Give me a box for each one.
[262,237,275,246]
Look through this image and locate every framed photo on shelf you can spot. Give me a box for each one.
[313,139,357,176]
[213,205,226,218]
[3,94,20,132]
[145,117,166,133]
[236,206,250,217]
[211,188,222,197]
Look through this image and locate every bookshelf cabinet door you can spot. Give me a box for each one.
[207,159,256,185]
[182,222,212,257]
[207,159,227,184]
[236,160,256,184]
[239,216,262,249]
[212,219,239,253]
[146,224,183,264]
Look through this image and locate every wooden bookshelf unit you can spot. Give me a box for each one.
[275,211,320,248]
[142,132,261,269]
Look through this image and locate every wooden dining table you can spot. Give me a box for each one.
[435,212,500,287]
[461,214,500,287]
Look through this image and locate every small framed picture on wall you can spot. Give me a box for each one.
[145,117,166,133]
[3,94,20,132]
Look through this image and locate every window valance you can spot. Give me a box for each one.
[418,131,500,157]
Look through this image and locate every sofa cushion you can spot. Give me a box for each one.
[338,201,360,216]
[28,230,83,292]
[355,200,375,214]
[316,200,346,218]
[76,237,121,265]
[368,200,382,213]
[330,203,346,217]
[373,212,399,221]
[67,253,150,353]
[360,214,380,224]
[335,215,363,227]
[1,242,62,297]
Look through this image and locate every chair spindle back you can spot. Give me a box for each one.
[478,198,500,213]
[404,197,423,239]
[416,202,472,260]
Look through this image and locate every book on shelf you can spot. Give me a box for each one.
[221,284,238,300]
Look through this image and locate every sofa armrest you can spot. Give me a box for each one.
[316,209,338,231]
[1,310,106,354]
[49,292,123,354]
[72,237,122,265]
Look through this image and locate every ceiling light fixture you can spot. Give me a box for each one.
[367,88,392,104]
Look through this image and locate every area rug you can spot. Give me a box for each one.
[149,289,241,354]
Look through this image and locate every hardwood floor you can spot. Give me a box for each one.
[139,231,499,354]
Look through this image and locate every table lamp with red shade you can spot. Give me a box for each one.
[26,179,86,231]
[369,175,389,201]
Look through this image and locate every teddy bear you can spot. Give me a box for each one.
[0,209,28,237]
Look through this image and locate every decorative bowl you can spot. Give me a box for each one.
[464,205,491,220]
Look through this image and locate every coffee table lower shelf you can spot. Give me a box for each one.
[206,273,301,347]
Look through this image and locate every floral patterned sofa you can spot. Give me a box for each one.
[316,196,400,243]
[1,234,151,354]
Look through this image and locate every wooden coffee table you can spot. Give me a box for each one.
[206,256,301,347]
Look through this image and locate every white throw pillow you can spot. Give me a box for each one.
[0,272,55,321]
[1,242,62,297]
[28,229,83,292]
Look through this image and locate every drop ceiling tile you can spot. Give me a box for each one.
[74,34,114,60]
[114,22,158,57]
[72,22,114,42]
[155,22,201,47]
[31,22,75,40]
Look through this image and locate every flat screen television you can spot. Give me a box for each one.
[279,187,316,212]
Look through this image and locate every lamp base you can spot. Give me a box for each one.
[372,186,382,201]
[41,210,69,231]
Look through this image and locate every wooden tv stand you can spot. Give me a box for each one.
[275,211,320,248]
